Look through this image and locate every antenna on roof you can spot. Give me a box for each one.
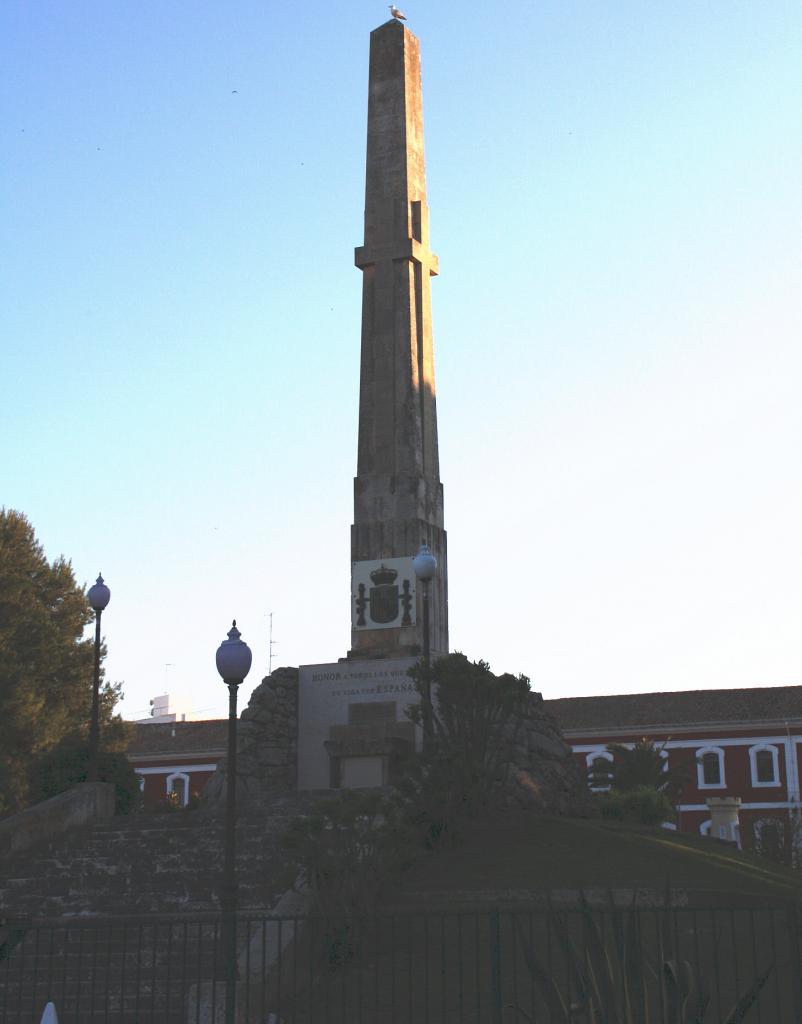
[268,611,279,676]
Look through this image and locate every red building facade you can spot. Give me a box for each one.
[546,686,802,855]
[127,721,227,809]
[126,686,802,858]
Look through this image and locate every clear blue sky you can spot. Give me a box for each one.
[3,1,800,720]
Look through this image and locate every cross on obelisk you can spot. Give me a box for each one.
[349,18,448,660]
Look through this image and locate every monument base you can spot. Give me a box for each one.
[297,657,420,790]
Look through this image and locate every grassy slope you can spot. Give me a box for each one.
[391,814,802,904]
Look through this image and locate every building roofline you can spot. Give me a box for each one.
[562,718,802,739]
[127,748,227,763]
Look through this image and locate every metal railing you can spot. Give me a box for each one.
[1,903,800,1023]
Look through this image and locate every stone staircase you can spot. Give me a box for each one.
[0,798,306,921]
[0,795,314,1022]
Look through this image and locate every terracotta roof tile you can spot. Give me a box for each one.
[546,686,802,734]
[127,720,228,757]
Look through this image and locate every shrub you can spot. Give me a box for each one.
[28,732,141,815]
[587,738,691,798]
[514,892,771,1022]
[400,653,531,847]
[281,790,412,916]
[597,785,676,826]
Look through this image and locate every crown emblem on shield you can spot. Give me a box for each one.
[353,558,414,629]
[369,565,398,586]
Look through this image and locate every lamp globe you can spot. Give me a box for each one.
[412,542,437,583]
[87,574,111,612]
[215,621,253,684]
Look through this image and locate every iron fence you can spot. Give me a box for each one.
[1,903,801,1023]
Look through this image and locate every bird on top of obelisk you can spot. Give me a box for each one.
[389,5,407,20]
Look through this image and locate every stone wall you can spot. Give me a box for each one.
[203,667,299,809]
[0,781,115,862]
[204,665,591,819]
[502,694,595,817]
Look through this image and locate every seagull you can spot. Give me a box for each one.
[389,5,407,20]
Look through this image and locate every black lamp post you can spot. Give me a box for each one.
[412,541,437,746]
[86,574,110,783]
[215,620,252,1024]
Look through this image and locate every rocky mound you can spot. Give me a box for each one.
[204,666,592,819]
[203,666,299,808]
[501,692,594,816]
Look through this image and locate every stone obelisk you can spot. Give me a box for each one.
[349,19,448,660]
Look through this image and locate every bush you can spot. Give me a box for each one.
[597,785,676,826]
[400,653,531,848]
[587,738,691,798]
[514,892,771,1022]
[392,747,469,851]
[28,733,141,815]
[281,790,413,916]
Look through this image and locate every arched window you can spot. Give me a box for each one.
[749,745,780,787]
[585,750,613,792]
[696,747,725,789]
[166,772,190,807]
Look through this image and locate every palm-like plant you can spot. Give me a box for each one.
[588,738,691,798]
[512,893,771,1023]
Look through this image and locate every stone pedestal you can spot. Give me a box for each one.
[298,658,418,790]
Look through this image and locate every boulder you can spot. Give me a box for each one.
[203,667,299,809]
[499,694,595,816]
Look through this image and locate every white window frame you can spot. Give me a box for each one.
[749,744,780,788]
[697,746,726,789]
[586,750,613,792]
[165,771,191,807]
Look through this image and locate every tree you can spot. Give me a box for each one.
[400,653,531,845]
[28,732,140,815]
[0,509,123,815]
[588,738,691,799]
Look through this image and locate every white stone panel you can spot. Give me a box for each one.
[298,657,419,789]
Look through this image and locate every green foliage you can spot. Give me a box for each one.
[281,790,412,916]
[28,726,140,815]
[393,748,467,850]
[597,785,677,826]
[0,509,124,815]
[588,738,690,799]
[283,656,534,930]
[401,653,531,847]
[514,893,771,1022]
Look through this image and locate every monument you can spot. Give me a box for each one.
[206,20,590,816]
[297,17,447,789]
[350,17,447,661]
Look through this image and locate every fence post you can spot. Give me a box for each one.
[490,909,503,1024]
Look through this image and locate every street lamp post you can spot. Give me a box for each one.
[412,542,437,747]
[86,574,110,783]
[215,620,252,1024]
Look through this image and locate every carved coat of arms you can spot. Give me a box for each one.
[352,557,416,630]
